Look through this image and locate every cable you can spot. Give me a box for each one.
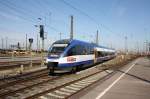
[0,0,61,33]
[0,1,35,23]
[45,25,60,32]
[59,0,123,38]
[2,0,37,22]
[61,0,99,26]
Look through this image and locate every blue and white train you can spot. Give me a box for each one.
[46,39,116,73]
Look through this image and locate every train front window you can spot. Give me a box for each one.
[51,47,66,53]
[49,44,68,55]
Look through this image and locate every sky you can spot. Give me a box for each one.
[0,0,150,52]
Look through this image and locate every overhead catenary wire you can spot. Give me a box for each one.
[60,0,100,26]
[4,0,39,17]
[0,0,60,32]
[37,1,70,38]
[0,0,62,50]
[59,0,123,38]
[0,1,36,23]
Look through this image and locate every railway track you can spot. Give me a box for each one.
[0,55,138,99]
[0,65,113,99]
[29,70,114,99]
[0,60,41,70]
[0,75,60,99]
[0,73,61,99]
[0,59,41,64]
[0,69,48,88]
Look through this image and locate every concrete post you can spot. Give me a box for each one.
[94,49,97,63]
[20,64,24,73]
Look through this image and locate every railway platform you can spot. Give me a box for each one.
[70,57,150,99]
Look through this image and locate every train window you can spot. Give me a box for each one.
[75,45,81,55]
[67,47,76,56]
[67,45,88,56]
[82,47,87,55]
[104,52,107,56]
[51,47,65,53]
[49,43,68,55]
[97,51,104,57]
[86,46,91,54]
[90,47,94,54]
[76,45,87,55]
[97,52,101,57]
[101,51,106,57]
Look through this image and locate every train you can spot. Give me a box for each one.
[46,39,116,74]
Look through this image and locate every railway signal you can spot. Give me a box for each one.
[29,38,33,43]
[17,42,21,50]
[35,19,45,66]
[39,25,45,66]
[40,25,44,40]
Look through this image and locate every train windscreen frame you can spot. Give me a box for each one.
[48,43,69,57]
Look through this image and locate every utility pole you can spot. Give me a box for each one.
[26,34,28,51]
[70,15,73,40]
[42,38,44,52]
[147,41,150,55]
[5,37,8,49]
[60,32,62,40]
[144,41,147,55]
[1,38,4,49]
[29,38,33,68]
[145,40,149,55]
[136,41,139,54]
[96,30,99,45]
[125,36,128,54]
[110,43,112,48]
[37,34,39,52]
[23,43,24,49]
[39,39,40,50]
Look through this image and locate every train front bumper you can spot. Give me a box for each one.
[47,62,58,69]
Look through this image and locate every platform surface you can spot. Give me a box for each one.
[72,57,150,99]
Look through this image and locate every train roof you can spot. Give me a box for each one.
[53,39,71,44]
[53,39,90,45]
[53,39,115,52]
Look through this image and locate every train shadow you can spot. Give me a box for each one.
[49,71,71,76]
[48,62,105,76]
[117,70,150,84]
